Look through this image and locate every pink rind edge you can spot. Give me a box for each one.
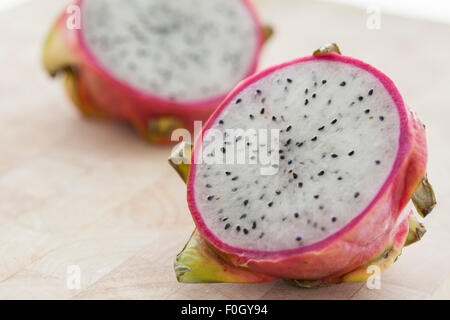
[187,53,411,260]
[74,0,264,112]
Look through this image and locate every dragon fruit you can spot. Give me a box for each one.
[43,0,271,143]
[169,44,436,285]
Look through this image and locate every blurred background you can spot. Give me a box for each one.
[3,0,450,22]
[0,0,449,299]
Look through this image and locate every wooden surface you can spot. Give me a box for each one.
[0,0,449,299]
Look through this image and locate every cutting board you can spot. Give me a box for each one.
[0,0,449,299]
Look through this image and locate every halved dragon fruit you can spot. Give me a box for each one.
[170,44,436,285]
[43,0,271,143]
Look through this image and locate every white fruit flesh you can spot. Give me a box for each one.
[192,59,400,251]
[81,0,259,102]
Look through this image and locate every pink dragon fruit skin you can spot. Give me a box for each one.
[172,47,434,285]
[43,0,269,143]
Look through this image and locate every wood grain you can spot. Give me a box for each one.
[0,0,449,299]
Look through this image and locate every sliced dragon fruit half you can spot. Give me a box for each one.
[43,0,271,143]
[170,44,436,285]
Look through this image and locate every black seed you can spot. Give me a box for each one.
[296,236,302,241]
[314,195,319,199]
[305,88,309,94]
[260,108,265,114]
[261,97,266,103]
[240,214,247,219]
[338,177,343,181]
[293,173,298,179]
[249,114,254,120]
[206,184,212,188]
[365,109,370,114]
[232,188,238,192]
[328,99,332,105]
[288,160,292,165]
[268,202,273,207]
[252,221,257,229]
[286,125,292,132]
[358,96,364,101]
[332,217,337,222]
[318,170,325,176]
[368,89,374,96]
[219,120,224,125]
[259,233,264,239]
[236,226,241,232]
[298,182,303,188]
[287,78,293,83]
[275,190,281,195]
[340,81,346,86]
[222,217,228,222]
[225,171,231,176]
[314,82,318,87]
[280,155,285,160]
[272,116,277,121]
[312,93,317,98]
[379,116,385,121]
[331,154,338,158]
[311,136,318,141]
[375,160,381,165]
[321,227,326,231]
[221,147,226,154]
[354,192,360,198]
[294,212,299,218]
[243,228,249,235]
[243,200,249,206]
[236,99,242,104]
[232,176,238,181]
[322,80,327,84]
[225,223,231,230]
[319,206,324,210]
[348,150,355,156]
[256,89,262,95]
[284,139,291,146]
[331,119,338,125]
[296,142,304,147]
[318,126,325,131]
[261,215,265,220]
[304,99,309,106]
[207,195,215,201]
